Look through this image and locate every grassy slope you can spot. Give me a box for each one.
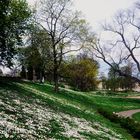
[25,82,140,112]
[1,81,139,139]
[18,82,138,137]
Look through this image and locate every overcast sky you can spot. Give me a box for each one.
[27,0,137,31]
[74,0,136,29]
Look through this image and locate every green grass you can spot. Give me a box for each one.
[17,82,136,137]
[23,82,140,113]
[46,119,69,140]
[91,90,140,97]
[1,80,139,139]
[132,112,140,122]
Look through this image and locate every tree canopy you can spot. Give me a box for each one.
[0,0,32,67]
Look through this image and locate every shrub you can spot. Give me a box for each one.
[98,108,140,139]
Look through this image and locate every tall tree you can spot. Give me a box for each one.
[37,0,91,92]
[103,64,135,91]
[0,0,31,67]
[90,5,140,84]
[120,64,135,90]
[19,27,52,82]
[108,63,119,80]
[108,64,120,91]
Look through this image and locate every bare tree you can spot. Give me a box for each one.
[90,6,140,83]
[36,0,91,92]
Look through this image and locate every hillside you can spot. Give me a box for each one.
[0,81,140,139]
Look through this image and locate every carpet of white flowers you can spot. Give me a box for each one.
[0,87,123,140]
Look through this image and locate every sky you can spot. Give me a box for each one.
[27,0,137,31]
[73,0,136,30]
[1,0,137,74]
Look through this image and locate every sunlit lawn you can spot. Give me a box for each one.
[1,81,139,139]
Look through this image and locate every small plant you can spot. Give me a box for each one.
[96,91,102,95]
[47,119,66,139]
[59,83,65,88]
[106,91,116,95]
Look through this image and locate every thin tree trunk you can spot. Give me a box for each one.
[25,71,28,80]
[33,67,36,82]
[54,66,59,92]
[40,70,42,83]
[53,42,59,92]
[40,70,45,83]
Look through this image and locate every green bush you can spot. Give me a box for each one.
[59,83,65,88]
[106,91,116,95]
[98,108,140,139]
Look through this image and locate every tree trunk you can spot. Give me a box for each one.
[53,43,59,92]
[40,70,44,83]
[33,67,36,82]
[25,69,28,80]
[40,71,43,83]
[54,67,59,92]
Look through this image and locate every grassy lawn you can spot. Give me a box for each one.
[24,82,140,113]
[89,90,140,97]
[1,80,139,139]
[132,112,140,122]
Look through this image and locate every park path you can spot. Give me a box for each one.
[126,96,140,99]
[116,109,140,118]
